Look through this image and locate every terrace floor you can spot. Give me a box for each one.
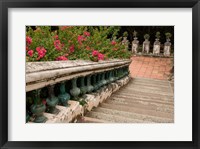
[129,56,173,80]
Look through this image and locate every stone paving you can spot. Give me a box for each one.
[129,56,173,80]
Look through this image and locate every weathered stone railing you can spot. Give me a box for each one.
[26,59,131,123]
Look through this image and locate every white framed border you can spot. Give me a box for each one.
[8,8,192,141]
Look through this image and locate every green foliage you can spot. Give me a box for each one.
[144,34,150,40]
[165,32,172,39]
[26,26,131,62]
[123,31,128,37]
[79,99,87,106]
[155,32,160,39]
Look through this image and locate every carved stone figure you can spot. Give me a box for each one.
[153,38,160,55]
[132,37,139,54]
[142,39,150,54]
[164,39,171,56]
[122,37,129,50]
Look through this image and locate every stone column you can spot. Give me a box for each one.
[164,39,171,56]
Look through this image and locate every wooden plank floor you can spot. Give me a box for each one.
[79,77,174,123]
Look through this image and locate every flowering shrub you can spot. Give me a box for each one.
[26,26,131,62]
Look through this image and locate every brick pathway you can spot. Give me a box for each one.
[129,56,173,80]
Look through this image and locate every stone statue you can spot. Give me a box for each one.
[122,36,129,50]
[153,32,161,55]
[132,31,139,54]
[164,38,171,56]
[142,34,150,54]
[164,33,172,56]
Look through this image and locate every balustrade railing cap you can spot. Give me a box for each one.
[26,59,129,74]
[26,59,131,92]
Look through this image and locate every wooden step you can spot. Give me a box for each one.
[115,90,174,99]
[106,98,174,113]
[129,81,170,89]
[100,103,174,119]
[112,93,174,103]
[79,116,109,123]
[118,88,173,97]
[94,107,173,123]
[86,111,152,123]
[133,77,170,84]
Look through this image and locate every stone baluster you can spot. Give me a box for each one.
[108,71,112,84]
[120,68,123,78]
[96,73,101,89]
[99,73,104,88]
[30,89,47,123]
[92,74,98,91]
[102,72,107,86]
[58,82,70,106]
[70,78,80,100]
[80,77,87,97]
[110,70,115,82]
[116,69,119,80]
[86,75,94,93]
[122,67,126,77]
[46,85,60,114]
[105,71,110,84]
[114,69,118,80]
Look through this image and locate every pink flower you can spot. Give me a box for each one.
[54,35,59,40]
[111,41,116,45]
[69,45,75,53]
[92,50,99,56]
[98,53,104,60]
[26,46,29,51]
[27,50,34,57]
[56,56,68,61]
[60,26,67,30]
[84,31,90,36]
[26,36,32,45]
[36,47,47,60]
[77,35,85,44]
[64,53,69,57]
[54,40,62,50]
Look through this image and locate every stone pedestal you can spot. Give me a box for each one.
[164,39,171,56]
[142,39,150,54]
[153,39,160,55]
[132,37,139,54]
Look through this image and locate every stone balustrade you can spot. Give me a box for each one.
[26,59,131,123]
